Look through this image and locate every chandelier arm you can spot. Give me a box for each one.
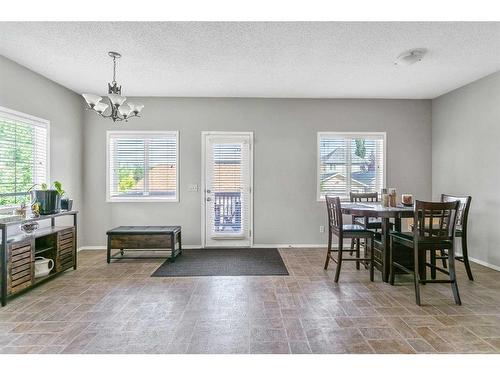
[112,56,117,84]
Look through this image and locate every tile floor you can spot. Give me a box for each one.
[1,249,500,354]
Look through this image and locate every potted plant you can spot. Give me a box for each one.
[30,181,65,215]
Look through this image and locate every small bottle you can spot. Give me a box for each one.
[381,188,389,208]
[389,188,397,207]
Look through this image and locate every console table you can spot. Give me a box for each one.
[0,210,78,306]
[106,226,182,263]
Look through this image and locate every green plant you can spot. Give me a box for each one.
[354,139,366,159]
[38,181,65,196]
[54,181,65,196]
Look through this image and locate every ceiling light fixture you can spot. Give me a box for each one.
[82,52,144,122]
[394,48,427,66]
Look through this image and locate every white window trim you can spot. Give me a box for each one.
[106,130,180,203]
[0,106,50,213]
[316,131,386,202]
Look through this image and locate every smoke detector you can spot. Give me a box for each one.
[394,49,427,66]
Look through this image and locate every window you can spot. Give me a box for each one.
[317,132,385,200]
[107,131,179,202]
[0,107,49,208]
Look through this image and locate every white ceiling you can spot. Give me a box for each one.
[1,22,499,99]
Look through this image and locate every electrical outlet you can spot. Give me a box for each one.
[187,184,199,192]
[319,225,325,233]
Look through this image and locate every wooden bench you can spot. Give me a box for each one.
[106,226,182,263]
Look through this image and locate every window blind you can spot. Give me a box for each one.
[207,139,250,238]
[0,108,48,207]
[107,131,178,201]
[318,133,385,200]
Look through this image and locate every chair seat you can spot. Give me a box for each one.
[390,231,453,248]
[342,224,373,234]
[409,224,463,237]
[354,217,382,229]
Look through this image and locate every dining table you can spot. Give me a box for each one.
[340,202,414,282]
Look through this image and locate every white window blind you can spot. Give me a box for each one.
[0,107,49,208]
[107,131,179,202]
[318,132,385,200]
[206,137,251,238]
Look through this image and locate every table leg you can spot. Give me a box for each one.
[419,249,427,283]
[73,213,78,270]
[1,227,7,306]
[107,235,111,264]
[395,217,401,232]
[381,217,390,282]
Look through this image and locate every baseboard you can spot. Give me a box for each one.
[468,256,500,272]
[77,244,326,252]
[253,244,325,248]
[78,246,106,251]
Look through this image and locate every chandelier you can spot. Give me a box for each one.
[82,52,144,122]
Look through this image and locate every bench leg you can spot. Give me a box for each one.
[169,233,176,263]
[178,232,182,255]
[107,236,111,264]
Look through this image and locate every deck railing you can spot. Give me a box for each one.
[214,192,242,232]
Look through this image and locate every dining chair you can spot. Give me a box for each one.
[389,200,461,306]
[438,194,473,281]
[324,196,375,283]
[349,192,383,256]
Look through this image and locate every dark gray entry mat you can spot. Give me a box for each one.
[151,248,289,277]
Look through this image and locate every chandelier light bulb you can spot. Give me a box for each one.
[118,104,132,118]
[134,104,144,114]
[82,93,102,108]
[108,94,127,107]
[94,102,109,114]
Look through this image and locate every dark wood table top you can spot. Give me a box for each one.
[106,226,181,235]
[341,203,414,218]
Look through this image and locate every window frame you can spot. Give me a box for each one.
[316,131,386,202]
[0,106,50,212]
[106,130,180,203]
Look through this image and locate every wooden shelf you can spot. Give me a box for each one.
[33,273,55,285]
[34,246,54,256]
[6,226,74,244]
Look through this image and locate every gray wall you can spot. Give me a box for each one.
[0,56,84,236]
[432,71,500,269]
[82,98,431,247]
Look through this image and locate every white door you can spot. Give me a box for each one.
[202,132,253,247]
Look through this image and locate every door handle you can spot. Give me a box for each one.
[206,197,212,202]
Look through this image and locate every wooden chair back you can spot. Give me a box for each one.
[441,194,471,231]
[349,192,379,202]
[325,196,343,235]
[413,200,459,241]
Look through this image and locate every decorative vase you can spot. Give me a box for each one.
[61,198,73,211]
